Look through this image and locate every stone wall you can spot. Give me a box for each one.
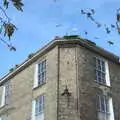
[58,44,120,120]
[58,46,78,120]
[0,46,59,120]
[0,41,120,120]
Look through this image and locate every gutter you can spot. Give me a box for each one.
[0,38,120,84]
[0,39,58,84]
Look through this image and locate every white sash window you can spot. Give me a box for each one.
[95,58,110,86]
[97,95,114,120]
[34,60,46,88]
[32,95,44,120]
[0,80,11,107]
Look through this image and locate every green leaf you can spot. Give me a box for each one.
[4,23,17,40]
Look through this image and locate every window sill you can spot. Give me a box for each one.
[0,103,10,111]
[0,104,15,114]
[33,82,46,90]
[94,80,111,88]
[0,105,5,109]
[35,111,44,116]
[97,110,110,115]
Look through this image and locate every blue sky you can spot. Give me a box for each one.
[0,0,120,77]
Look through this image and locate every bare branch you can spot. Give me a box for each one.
[0,37,16,51]
[0,6,10,22]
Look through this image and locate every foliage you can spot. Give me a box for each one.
[3,0,23,11]
[0,0,23,51]
[80,8,120,45]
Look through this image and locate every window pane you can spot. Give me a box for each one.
[101,61,105,72]
[97,96,100,111]
[0,115,8,120]
[42,72,46,83]
[38,74,42,85]
[42,61,46,71]
[101,96,105,112]
[96,59,101,70]
[5,81,11,105]
[95,58,106,85]
[35,95,44,117]
[97,96,112,120]
[97,95,109,113]
[38,64,42,73]
[37,60,46,86]
[101,73,106,84]
[35,100,39,115]
[96,71,102,83]
[105,97,109,113]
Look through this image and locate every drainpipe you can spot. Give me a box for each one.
[75,45,80,119]
[57,45,60,120]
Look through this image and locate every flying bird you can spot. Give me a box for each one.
[111,24,115,28]
[84,31,88,35]
[55,24,62,27]
[107,41,114,45]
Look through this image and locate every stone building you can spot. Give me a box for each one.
[0,36,120,120]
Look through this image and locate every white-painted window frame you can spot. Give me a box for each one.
[97,95,114,120]
[4,81,11,105]
[97,95,109,113]
[0,86,5,107]
[32,95,44,120]
[0,115,8,120]
[95,57,110,86]
[34,60,46,88]
[0,81,11,108]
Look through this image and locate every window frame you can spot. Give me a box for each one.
[32,95,44,120]
[34,60,46,88]
[0,115,8,120]
[97,95,109,113]
[0,80,11,108]
[35,95,44,116]
[4,81,11,105]
[37,60,46,86]
[96,95,115,120]
[94,57,110,86]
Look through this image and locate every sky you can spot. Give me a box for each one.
[0,0,120,77]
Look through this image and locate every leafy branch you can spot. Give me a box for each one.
[3,0,23,11]
[0,0,23,51]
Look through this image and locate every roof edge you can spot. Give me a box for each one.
[0,37,120,84]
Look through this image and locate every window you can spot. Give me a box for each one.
[0,81,11,107]
[97,95,109,113]
[32,95,44,120]
[0,115,8,120]
[4,81,11,105]
[34,60,46,88]
[97,95,114,120]
[35,96,44,116]
[95,58,110,86]
[38,60,46,85]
